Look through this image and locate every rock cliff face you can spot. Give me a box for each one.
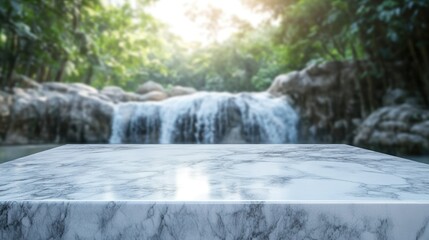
[268,61,428,154]
[354,104,429,154]
[0,82,114,144]
[269,61,369,144]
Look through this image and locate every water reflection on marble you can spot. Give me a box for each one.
[175,167,210,200]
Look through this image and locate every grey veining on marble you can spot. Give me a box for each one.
[1,201,429,239]
[1,144,429,201]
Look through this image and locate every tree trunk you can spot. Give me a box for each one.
[5,34,19,89]
[37,66,46,83]
[44,67,52,82]
[84,65,93,85]
[408,40,429,106]
[351,45,368,118]
[55,59,67,82]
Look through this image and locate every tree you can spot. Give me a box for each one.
[0,0,164,91]
[245,0,429,108]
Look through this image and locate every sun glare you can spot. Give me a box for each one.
[147,0,267,44]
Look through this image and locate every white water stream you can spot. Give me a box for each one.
[110,92,298,144]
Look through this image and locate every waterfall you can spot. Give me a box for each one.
[110,92,298,144]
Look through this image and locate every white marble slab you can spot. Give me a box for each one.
[1,144,429,239]
[1,144,429,201]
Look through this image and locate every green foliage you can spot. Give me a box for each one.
[247,0,429,106]
[0,0,428,101]
[148,26,285,92]
[76,2,165,90]
[0,0,163,90]
[0,0,306,92]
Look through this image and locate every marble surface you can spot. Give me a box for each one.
[1,144,429,239]
[1,144,429,201]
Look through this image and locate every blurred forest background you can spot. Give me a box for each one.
[0,0,428,98]
[0,0,429,162]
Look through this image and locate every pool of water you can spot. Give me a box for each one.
[0,145,60,164]
[404,155,429,165]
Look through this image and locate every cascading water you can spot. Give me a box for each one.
[110,92,299,144]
